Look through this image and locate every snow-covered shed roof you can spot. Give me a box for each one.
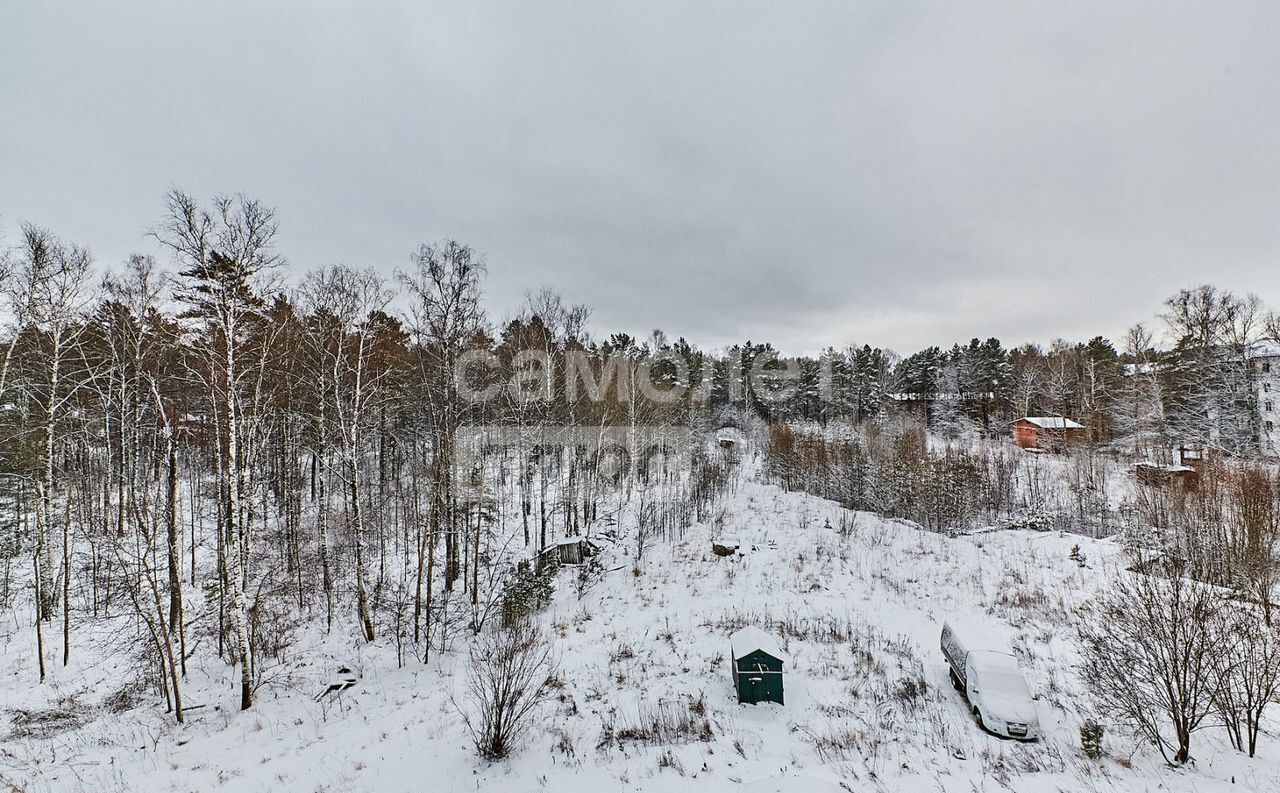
[1015,417,1084,430]
[730,626,788,663]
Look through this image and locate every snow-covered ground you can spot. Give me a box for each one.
[3,450,1279,793]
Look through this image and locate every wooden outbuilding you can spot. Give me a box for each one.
[1136,461,1200,489]
[1011,417,1085,452]
[729,626,786,705]
[542,538,597,566]
[715,427,744,453]
[712,537,741,557]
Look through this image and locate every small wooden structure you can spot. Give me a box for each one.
[712,537,741,557]
[315,666,358,702]
[1011,417,1084,451]
[543,538,596,566]
[715,426,743,453]
[1135,443,1207,489]
[729,626,786,705]
[1135,461,1200,488]
[1173,444,1206,467]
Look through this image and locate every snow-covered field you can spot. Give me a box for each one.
[3,451,1279,793]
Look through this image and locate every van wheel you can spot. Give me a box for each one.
[949,670,962,690]
[973,707,985,730]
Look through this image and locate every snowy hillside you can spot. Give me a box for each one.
[1,451,1277,792]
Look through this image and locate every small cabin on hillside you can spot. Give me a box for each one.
[1134,444,1207,489]
[715,426,744,452]
[1135,461,1200,489]
[1011,417,1084,452]
[541,538,597,566]
[729,626,786,705]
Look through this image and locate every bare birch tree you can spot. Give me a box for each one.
[10,224,93,677]
[298,265,393,641]
[399,242,486,653]
[155,190,279,709]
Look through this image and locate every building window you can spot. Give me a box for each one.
[1269,421,1277,432]
[1270,401,1277,412]
[1266,362,1274,373]
[1267,383,1274,393]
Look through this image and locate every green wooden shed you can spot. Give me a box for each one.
[730,626,786,705]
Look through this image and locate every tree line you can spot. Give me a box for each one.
[1,189,1277,728]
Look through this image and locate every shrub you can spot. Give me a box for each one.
[1080,719,1104,759]
[1069,544,1086,567]
[459,620,558,759]
[610,694,712,746]
[501,559,556,625]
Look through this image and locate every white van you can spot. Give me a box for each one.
[941,622,1040,740]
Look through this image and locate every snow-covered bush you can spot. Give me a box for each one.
[1080,719,1105,759]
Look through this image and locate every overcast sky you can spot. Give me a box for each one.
[4,1,1280,356]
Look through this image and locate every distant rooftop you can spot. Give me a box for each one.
[1016,417,1084,429]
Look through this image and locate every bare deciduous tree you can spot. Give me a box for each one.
[457,619,557,759]
[1078,558,1222,765]
[1210,604,1280,757]
[399,242,486,654]
[298,265,393,641]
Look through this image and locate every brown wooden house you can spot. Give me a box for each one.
[1011,417,1085,451]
